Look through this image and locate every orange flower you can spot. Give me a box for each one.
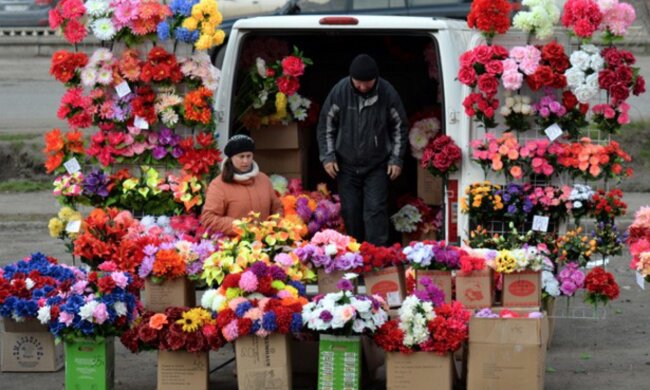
[280,195,297,215]
[44,128,64,153]
[65,129,85,154]
[149,313,168,330]
[184,87,212,124]
[45,152,64,173]
[152,249,186,279]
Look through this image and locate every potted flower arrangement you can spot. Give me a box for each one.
[454,249,494,309]
[489,245,550,307]
[358,242,408,308]
[402,240,461,303]
[293,229,363,294]
[302,275,389,390]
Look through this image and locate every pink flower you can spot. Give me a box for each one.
[72,280,88,295]
[227,297,247,311]
[59,311,75,326]
[339,305,356,322]
[98,261,118,272]
[243,308,263,321]
[222,319,239,342]
[93,302,109,324]
[111,272,129,289]
[239,271,259,292]
[502,70,523,90]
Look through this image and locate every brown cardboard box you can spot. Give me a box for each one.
[417,166,443,205]
[364,265,406,308]
[415,270,453,303]
[467,308,548,390]
[502,271,541,308]
[254,149,304,175]
[401,230,437,246]
[455,269,494,309]
[235,334,292,390]
[317,269,356,295]
[250,122,300,149]
[2,318,48,332]
[386,351,453,390]
[1,331,64,372]
[144,277,196,312]
[157,350,208,390]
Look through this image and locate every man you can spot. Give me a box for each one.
[317,54,408,246]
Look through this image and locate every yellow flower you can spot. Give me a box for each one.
[182,16,199,31]
[212,30,226,46]
[48,218,64,238]
[195,34,213,50]
[58,206,76,221]
[275,92,287,114]
[495,250,516,274]
[176,308,207,332]
[122,178,138,192]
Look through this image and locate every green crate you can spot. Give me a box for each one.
[64,336,115,390]
[318,335,361,390]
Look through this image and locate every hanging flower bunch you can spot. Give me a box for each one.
[53,172,85,205]
[556,262,585,296]
[292,229,362,274]
[590,188,627,223]
[38,268,140,341]
[598,0,636,43]
[50,50,88,85]
[420,134,462,178]
[58,87,93,129]
[460,181,504,222]
[49,206,83,253]
[501,45,541,91]
[180,51,221,90]
[561,0,604,40]
[141,46,184,85]
[533,89,589,139]
[556,227,597,266]
[302,274,388,335]
[584,266,619,307]
[519,138,563,177]
[43,128,85,175]
[111,0,172,42]
[513,0,561,40]
[495,183,534,224]
[183,87,214,127]
[121,307,225,352]
[200,262,307,341]
[466,0,512,39]
[470,132,523,179]
[177,133,222,177]
[565,183,595,224]
[239,48,313,129]
[458,45,509,129]
[526,184,571,220]
[565,44,603,104]
[527,41,570,91]
[0,253,83,322]
[157,0,226,50]
[408,117,441,159]
[168,173,204,213]
[48,0,87,44]
[556,138,632,181]
[80,48,115,88]
[83,0,116,41]
[357,243,406,273]
[500,91,533,132]
[402,241,461,271]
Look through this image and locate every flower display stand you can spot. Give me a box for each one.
[144,277,196,312]
[415,270,453,303]
[157,350,208,390]
[386,351,453,390]
[235,334,292,390]
[64,336,115,390]
[318,334,361,390]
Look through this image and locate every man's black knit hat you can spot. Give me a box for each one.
[349,54,378,81]
[224,134,255,158]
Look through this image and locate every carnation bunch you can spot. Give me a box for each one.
[513,0,561,40]
[561,0,604,40]
[402,241,461,271]
[584,266,619,308]
[293,229,362,274]
[467,0,512,39]
[408,117,440,159]
[564,44,604,104]
[183,86,214,127]
[358,243,406,273]
[598,0,636,43]
[526,184,571,220]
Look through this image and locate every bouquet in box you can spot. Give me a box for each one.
[201,262,307,341]
[233,212,307,256]
[200,238,269,287]
[0,253,83,322]
[293,229,362,274]
[280,189,343,238]
[490,245,550,274]
[120,307,225,353]
[358,242,407,273]
[374,295,469,355]
[403,241,461,271]
[38,268,140,341]
[302,275,388,335]
[138,237,216,283]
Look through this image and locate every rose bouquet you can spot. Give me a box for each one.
[402,241,461,271]
[49,206,83,253]
[391,195,441,237]
[519,138,564,178]
[201,262,307,341]
[293,229,362,274]
[500,91,533,132]
[43,128,85,175]
[0,253,83,322]
[542,270,561,299]
[526,184,571,222]
[408,117,440,159]
[420,134,462,178]
[557,262,586,297]
[589,188,627,223]
[564,44,603,104]
[501,45,540,92]
[512,0,561,40]
[302,275,388,335]
[470,132,523,179]
[584,266,619,309]
[38,268,140,342]
[120,307,225,353]
[556,138,632,181]
[466,0,512,39]
[556,227,598,266]
[561,0,604,41]
[526,41,570,91]
[357,243,407,274]
[533,89,589,139]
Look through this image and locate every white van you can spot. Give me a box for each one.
[213,15,524,244]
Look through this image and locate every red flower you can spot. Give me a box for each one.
[585,267,619,301]
[477,74,499,95]
[276,75,300,96]
[98,275,116,293]
[281,55,305,77]
[561,0,603,39]
[467,0,512,37]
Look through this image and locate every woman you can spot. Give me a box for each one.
[200,134,283,235]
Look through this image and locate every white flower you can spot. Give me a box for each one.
[500,106,512,117]
[565,67,585,88]
[590,54,604,72]
[570,50,591,71]
[505,96,515,107]
[25,278,35,290]
[37,306,51,324]
[573,200,583,209]
[81,68,98,87]
[293,107,307,121]
[256,58,267,77]
[113,302,127,316]
[79,301,99,321]
[253,90,268,109]
[352,319,366,333]
[157,215,170,227]
[581,44,599,55]
[574,85,597,103]
[542,271,561,297]
[161,110,180,127]
[96,67,113,85]
[92,18,116,41]
[521,104,532,115]
[85,0,109,17]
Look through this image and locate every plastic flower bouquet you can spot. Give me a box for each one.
[43,127,85,175]
[590,188,627,223]
[420,134,462,178]
[391,196,441,237]
[293,229,363,274]
[499,91,533,132]
[200,238,269,287]
[302,275,388,335]
[402,241,461,271]
[565,44,603,104]
[408,117,440,159]
[466,0,512,40]
[556,262,585,297]
[0,253,83,322]
[49,206,83,253]
[138,237,216,283]
[157,0,226,51]
[584,266,619,310]
[512,0,561,40]
[38,269,140,342]
[120,307,225,353]
[200,262,308,341]
[556,227,598,266]
[233,212,307,256]
[460,181,503,223]
[566,184,594,225]
[280,192,342,238]
[490,245,549,274]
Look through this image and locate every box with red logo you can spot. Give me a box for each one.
[502,271,541,308]
[455,269,493,309]
[363,265,406,308]
[415,270,453,303]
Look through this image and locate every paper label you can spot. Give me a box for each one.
[544,123,563,142]
[65,220,81,233]
[386,291,402,307]
[532,215,549,232]
[63,157,81,174]
[115,81,131,98]
[134,116,149,129]
[636,272,646,290]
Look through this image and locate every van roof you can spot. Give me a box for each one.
[232,15,469,31]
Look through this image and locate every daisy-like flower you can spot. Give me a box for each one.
[92,18,116,41]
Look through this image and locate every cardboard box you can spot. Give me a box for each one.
[254,149,304,175]
[157,350,208,390]
[1,331,64,372]
[318,334,361,390]
[235,334,292,390]
[144,277,196,312]
[65,336,115,390]
[455,269,494,309]
[401,230,437,246]
[543,297,556,349]
[364,265,406,308]
[415,270,453,303]
[250,122,300,149]
[386,351,453,390]
[467,309,548,390]
[502,271,541,308]
[417,166,443,205]
[2,318,49,333]
[318,269,356,295]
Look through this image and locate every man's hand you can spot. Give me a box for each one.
[324,162,339,179]
[387,164,402,180]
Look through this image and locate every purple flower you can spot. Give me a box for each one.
[152,146,167,160]
[413,277,445,307]
[269,265,287,281]
[319,310,333,322]
[336,278,354,291]
[138,256,154,279]
[171,146,184,158]
[250,262,269,278]
[475,308,499,318]
[158,128,175,145]
[82,169,110,198]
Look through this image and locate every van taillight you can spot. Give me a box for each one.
[35,0,52,5]
[319,17,359,25]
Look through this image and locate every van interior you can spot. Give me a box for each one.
[229,31,446,242]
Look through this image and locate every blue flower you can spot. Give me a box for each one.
[157,20,171,41]
[288,281,306,297]
[78,320,95,335]
[235,301,253,318]
[290,313,302,333]
[250,320,261,334]
[175,27,199,43]
[262,312,277,332]
[170,0,198,16]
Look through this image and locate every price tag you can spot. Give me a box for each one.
[134,116,149,129]
[65,220,81,233]
[63,157,81,174]
[636,272,646,290]
[115,81,131,98]
[532,215,549,232]
[544,123,564,142]
[386,291,402,307]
